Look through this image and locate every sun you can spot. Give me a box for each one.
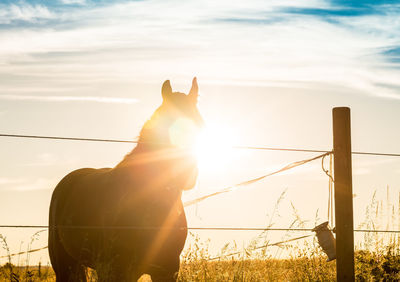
[169,118,238,171]
[194,125,238,171]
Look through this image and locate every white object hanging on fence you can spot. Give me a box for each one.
[313,221,336,262]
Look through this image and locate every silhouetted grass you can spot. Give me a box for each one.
[1,189,400,281]
[2,250,400,281]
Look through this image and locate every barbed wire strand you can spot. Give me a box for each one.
[1,226,398,259]
[1,134,400,259]
[2,133,400,157]
[1,234,313,259]
[0,226,313,231]
[2,228,400,259]
[184,152,331,207]
[208,234,313,261]
[0,225,399,233]
[0,135,332,208]
[0,134,137,144]
[0,133,330,153]
[352,151,400,157]
[0,246,48,259]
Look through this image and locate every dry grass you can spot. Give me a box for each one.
[2,251,400,281]
[1,190,400,281]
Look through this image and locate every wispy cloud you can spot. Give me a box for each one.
[11,177,56,191]
[0,2,54,24]
[60,0,87,5]
[0,178,24,185]
[0,177,51,191]
[380,46,400,63]
[0,94,139,104]
[0,0,399,99]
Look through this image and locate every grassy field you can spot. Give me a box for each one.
[1,233,400,281]
[1,249,399,281]
[1,190,400,281]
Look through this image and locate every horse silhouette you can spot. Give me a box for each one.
[49,78,203,281]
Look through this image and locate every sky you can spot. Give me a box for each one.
[0,0,400,265]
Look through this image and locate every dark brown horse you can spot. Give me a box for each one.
[49,78,203,281]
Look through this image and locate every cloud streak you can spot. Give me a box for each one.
[0,2,54,24]
[60,0,87,5]
[9,177,56,191]
[0,94,139,104]
[0,0,399,99]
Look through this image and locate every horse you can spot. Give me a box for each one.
[48,78,203,281]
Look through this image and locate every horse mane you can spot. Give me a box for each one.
[117,107,164,165]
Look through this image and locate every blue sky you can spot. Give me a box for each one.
[1,0,400,265]
[0,0,399,98]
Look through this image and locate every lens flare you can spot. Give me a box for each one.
[169,118,198,149]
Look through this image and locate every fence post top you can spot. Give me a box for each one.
[333,107,350,111]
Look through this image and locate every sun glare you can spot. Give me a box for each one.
[169,118,238,171]
[194,125,238,171]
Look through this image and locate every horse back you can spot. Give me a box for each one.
[50,168,112,222]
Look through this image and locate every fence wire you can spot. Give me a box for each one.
[1,133,400,157]
[0,225,399,234]
[1,132,400,261]
[184,152,331,207]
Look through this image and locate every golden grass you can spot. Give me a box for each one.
[2,189,400,281]
[2,251,400,281]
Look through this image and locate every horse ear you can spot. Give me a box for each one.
[162,80,172,101]
[188,77,198,103]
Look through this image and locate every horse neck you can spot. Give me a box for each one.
[115,143,185,195]
[117,142,163,167]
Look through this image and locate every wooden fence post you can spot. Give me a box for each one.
[333,107,355,281]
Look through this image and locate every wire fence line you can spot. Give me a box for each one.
[1,133,400,157]
[0,225,399,234]
[0,152,334,234]
[207,235,314,261]
[0,246,48,259]
[1,132,400,260]
[6,236,316,259]
[0,138,332,231]
[2,228,398,260]
[0,133,330,153]
[3,228,397,260]
[1,133,399,233]
[184,151,331,207]
[0,225,316,231]
[0,234,318,259]
[0,134,330,209]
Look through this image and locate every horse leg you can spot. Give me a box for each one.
[148,258,180,282]
[150,270,179,282]
[96,265,141,282]
[49,228,86,282]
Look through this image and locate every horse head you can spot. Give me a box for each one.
[137,77,204,191]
